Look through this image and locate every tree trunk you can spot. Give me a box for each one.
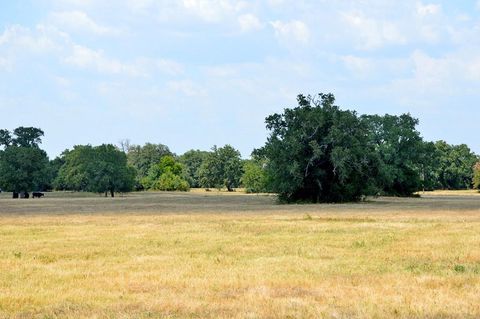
[104,191,108,197]
[110,189,114,197]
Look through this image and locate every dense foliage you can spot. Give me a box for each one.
[141,155,189,191]
[179,150,210,188]
[361,114,426,196]
[55,144,135,197]
[126,143,172,189]
[241,160,269,193]
[473,162,480,191]
[199,145,243,191]
[430,141,478,190]
[1,96,478,202]
[255,94,382,202]
[0,127,49,196]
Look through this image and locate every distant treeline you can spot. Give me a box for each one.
[1,93,479,201]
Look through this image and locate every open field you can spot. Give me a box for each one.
[1,191,480,318]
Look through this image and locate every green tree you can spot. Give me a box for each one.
[199,145,243,191]
[241,160,268,193]
[0,146,49,195]
[12,127,44,147]
[179,150,210,188]
[0,129,12,147]
[433,141,478,189]
[255,93,383,202]
[56,144,135,197]
[361,114,426,196]
[126,143,173,189]
[473,162,480,191]
[0,127,49,197]
[417,141,440,192]
[141,155,189,191]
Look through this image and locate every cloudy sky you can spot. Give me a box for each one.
[1,0,479,158]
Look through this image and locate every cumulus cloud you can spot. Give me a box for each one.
[166,80,207,97]
[270,20,310,45]
[50,11,120,35]
[341,55,373,75]
[154,59,185,76]
[0,24,67,54]
[416,2,441,17]
[238,14,263,32]
[182,0,248,23]
[64,45,144,76]
[342,11,406,49]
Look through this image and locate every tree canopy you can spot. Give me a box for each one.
[141,155,189,191]
[361,114,426,196]
[0,146,49,194]
[179,150,210,188]
[199,145,243,191]
[126,143,173,189]
[255,93,382,202]
[55,144,135,197]
[241,159,269,193]
[473,162,480,191]
[431,141,478,189]
[0,127,49,196]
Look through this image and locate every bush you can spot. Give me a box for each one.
[153,171,190,191]
[142,156,190,191]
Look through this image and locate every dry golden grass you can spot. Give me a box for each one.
[1,191,480,318]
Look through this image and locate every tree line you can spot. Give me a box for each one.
[0,93,479,201]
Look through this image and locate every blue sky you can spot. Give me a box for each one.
[0,0,479,158]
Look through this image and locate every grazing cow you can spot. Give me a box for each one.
[20,192,30,199]
[32,192,44,198]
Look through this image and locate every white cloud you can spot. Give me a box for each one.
[50,11,120,36]
[204,65,239,77]
[270,20,310,45]
[416,2,441,17]
[0,24,67,53]
[341,55,373,75]
[342,11,406,49]
[154,59,185,76]
[238,14,263,32]
[65,45,143,76]
[182,0,248,23]
[419,25,440,43]
[166,80,207,97]
[0,57,12,71]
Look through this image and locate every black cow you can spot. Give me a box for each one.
[20,192,29,199]
[32,192,44,198]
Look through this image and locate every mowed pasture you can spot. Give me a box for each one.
[1,191,480,318]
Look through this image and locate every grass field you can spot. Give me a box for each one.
[1,191,480,318]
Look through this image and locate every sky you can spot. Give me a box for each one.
[0,0,479,158]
